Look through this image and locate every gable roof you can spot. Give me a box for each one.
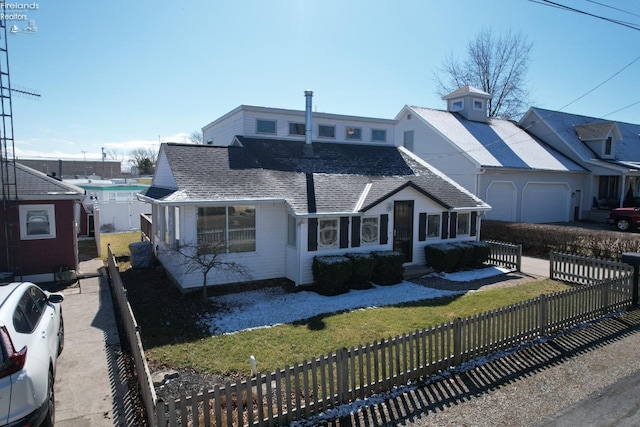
[525,108,640,168]
[143,138,489,215]
[5,162,85,200]
[408,106,585,172]
[573,121,618,141]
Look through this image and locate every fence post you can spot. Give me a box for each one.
[538,294,547,337]
[336,348,349,404]
[453,318,462,366]
[516,244,522,272]
[602,282,610,315]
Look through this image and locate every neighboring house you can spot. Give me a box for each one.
[0,162,86,283]
[519,108,640,215]
[140,94,490,290]
[395,86,589,223]
[66,179,151,232]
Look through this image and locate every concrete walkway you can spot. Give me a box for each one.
[48,258,133,426]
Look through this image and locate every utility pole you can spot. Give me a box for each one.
[101,147,105,179]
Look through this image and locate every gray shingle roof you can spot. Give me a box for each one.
[6,162,85,199]
[530,108,640,168]
[144,138,489,215]
[574,122,617,141]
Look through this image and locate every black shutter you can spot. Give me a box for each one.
[470,211,478,236]
[441,212,449,239]
[418,213,427,241]
[351,216,361,248]
[450,212,457,238]
[380,214,389,244]
[308,218,318,251]
[340,217,349,248]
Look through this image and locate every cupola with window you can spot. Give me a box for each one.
[573,121,621,159]
[442,85,492,123]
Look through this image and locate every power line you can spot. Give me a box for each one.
[601,99,640,119]
[528,0,640,31]
[585,0,640,20]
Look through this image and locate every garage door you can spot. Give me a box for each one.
[522,183,570,223]
[485,182,516,221]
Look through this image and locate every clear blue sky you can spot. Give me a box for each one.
[6,0,640,164]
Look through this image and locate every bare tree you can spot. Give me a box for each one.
[105,148,123,161]
[129,147,158,175]
[166,241,251,299]
[189,130,203,144]
[434,28,533,120]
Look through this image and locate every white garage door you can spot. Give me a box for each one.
[485,182,516,221]
[522,183,570,223]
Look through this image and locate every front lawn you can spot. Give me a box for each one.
[116,250,569,376]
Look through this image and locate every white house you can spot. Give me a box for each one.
[519,107,640,216]
[394,86,589,223]
[140,92,490,290]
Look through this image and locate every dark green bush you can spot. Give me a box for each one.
[312,256,352,296]
[464,241,491,267]
[425,241,491,272]
[370,251,404,285]
[424,243,460,272]
[345,253,377,289]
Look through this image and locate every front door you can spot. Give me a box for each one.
[393,201,413,263]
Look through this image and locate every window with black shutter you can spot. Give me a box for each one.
[418,213,427,241]
[351,216,361,247]
[441,212,449,239]
[340,217,349,248]
[308,218,318,251]
[380,214,389,244]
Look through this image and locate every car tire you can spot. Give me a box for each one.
[616,218,632,232]
[42,370,55,427]
[57,315,64,356]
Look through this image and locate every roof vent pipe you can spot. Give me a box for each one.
[304,90,313,145]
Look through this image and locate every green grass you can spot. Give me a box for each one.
[140,279,570,376]
[104,233,571,377]
[99,231,141,260]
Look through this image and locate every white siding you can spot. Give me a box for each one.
[204,106,395,145]
[297,187,479,286]
[202,110,245,146]
[153,151,177,188]
[395,110,479,193]
[162,202,289,290]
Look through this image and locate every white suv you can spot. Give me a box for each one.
[0,282,64,427]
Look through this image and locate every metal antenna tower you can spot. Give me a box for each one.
[0,18,19,277]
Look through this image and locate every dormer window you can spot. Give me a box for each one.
[473,99,484,110]
[605,137,612,156]
[451,100,463,111]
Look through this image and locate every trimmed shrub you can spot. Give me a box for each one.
[370,251,404,285]
[312,255,352,296]
[345,253,377,289]
[424,243,461,272]
[464,241,491,267]
[454,242,475,270]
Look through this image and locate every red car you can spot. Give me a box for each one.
[607,207,640,232]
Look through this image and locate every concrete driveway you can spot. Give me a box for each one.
[48,259,135,426]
